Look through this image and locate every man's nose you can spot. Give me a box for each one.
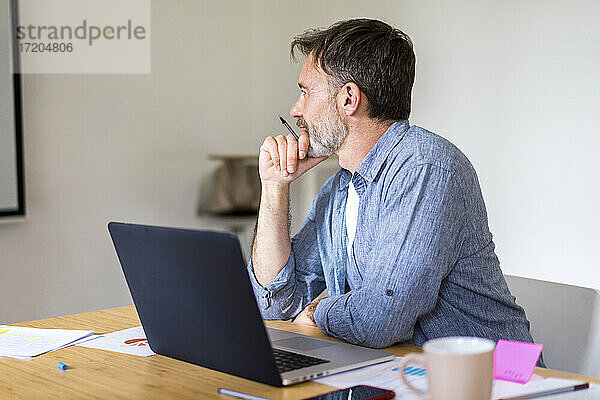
[290,95,302,118]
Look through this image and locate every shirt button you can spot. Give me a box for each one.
[386,289,393,296]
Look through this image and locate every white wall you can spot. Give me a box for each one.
[0,0,258,322]
[1,0,599,323]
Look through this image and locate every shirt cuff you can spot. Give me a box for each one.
[247,253,295,310]
[313,294,344,336]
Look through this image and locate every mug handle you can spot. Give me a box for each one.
[399,352,431,400]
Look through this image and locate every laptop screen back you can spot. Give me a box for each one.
[108,222,283,386]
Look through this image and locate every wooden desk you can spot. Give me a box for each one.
[1,306,598,399]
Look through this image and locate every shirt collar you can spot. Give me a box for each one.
[338,120,410,190]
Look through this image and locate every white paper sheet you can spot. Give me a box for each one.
[0,325,94,358]
[76,326,155,357]
[54,333,103,350]
[315,357,599,400]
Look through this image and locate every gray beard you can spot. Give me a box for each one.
[306,106,348,158]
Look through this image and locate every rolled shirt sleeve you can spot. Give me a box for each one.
[247,252,296,317]
[313,163,466,348]
[247,198,327,320]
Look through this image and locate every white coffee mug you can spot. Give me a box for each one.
[399,336,495,400]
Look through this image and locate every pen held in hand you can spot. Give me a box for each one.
[278,115,299,141]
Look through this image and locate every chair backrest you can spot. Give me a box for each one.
[504,275,600,377]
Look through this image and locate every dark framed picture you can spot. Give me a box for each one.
[0,0,25,217]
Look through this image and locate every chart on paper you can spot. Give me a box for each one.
[77,326,155,357]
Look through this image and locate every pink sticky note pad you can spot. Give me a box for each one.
[493,339,543,384]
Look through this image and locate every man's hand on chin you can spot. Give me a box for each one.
[292,300,321,326]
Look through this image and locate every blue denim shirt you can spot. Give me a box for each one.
[248,120,536,353]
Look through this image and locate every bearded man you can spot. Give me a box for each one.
[247,18,540,357]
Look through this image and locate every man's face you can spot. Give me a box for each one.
[290,55,348,158]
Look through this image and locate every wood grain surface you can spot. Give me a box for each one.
[1,306,597,399]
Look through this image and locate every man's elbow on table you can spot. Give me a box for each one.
[327,312,413,349]
[356,326,412,349]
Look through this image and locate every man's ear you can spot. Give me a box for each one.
[338,82,361,116]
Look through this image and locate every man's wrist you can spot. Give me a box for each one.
[259,182,290,212]
[306,300,320,325]
[261,181,290,195]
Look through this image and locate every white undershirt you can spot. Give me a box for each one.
[345,180,360,262]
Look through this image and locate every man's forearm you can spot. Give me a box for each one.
[252,182,292,286]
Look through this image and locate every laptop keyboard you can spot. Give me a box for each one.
[272,348,329,373]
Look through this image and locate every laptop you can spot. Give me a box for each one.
[108,222,394,386]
